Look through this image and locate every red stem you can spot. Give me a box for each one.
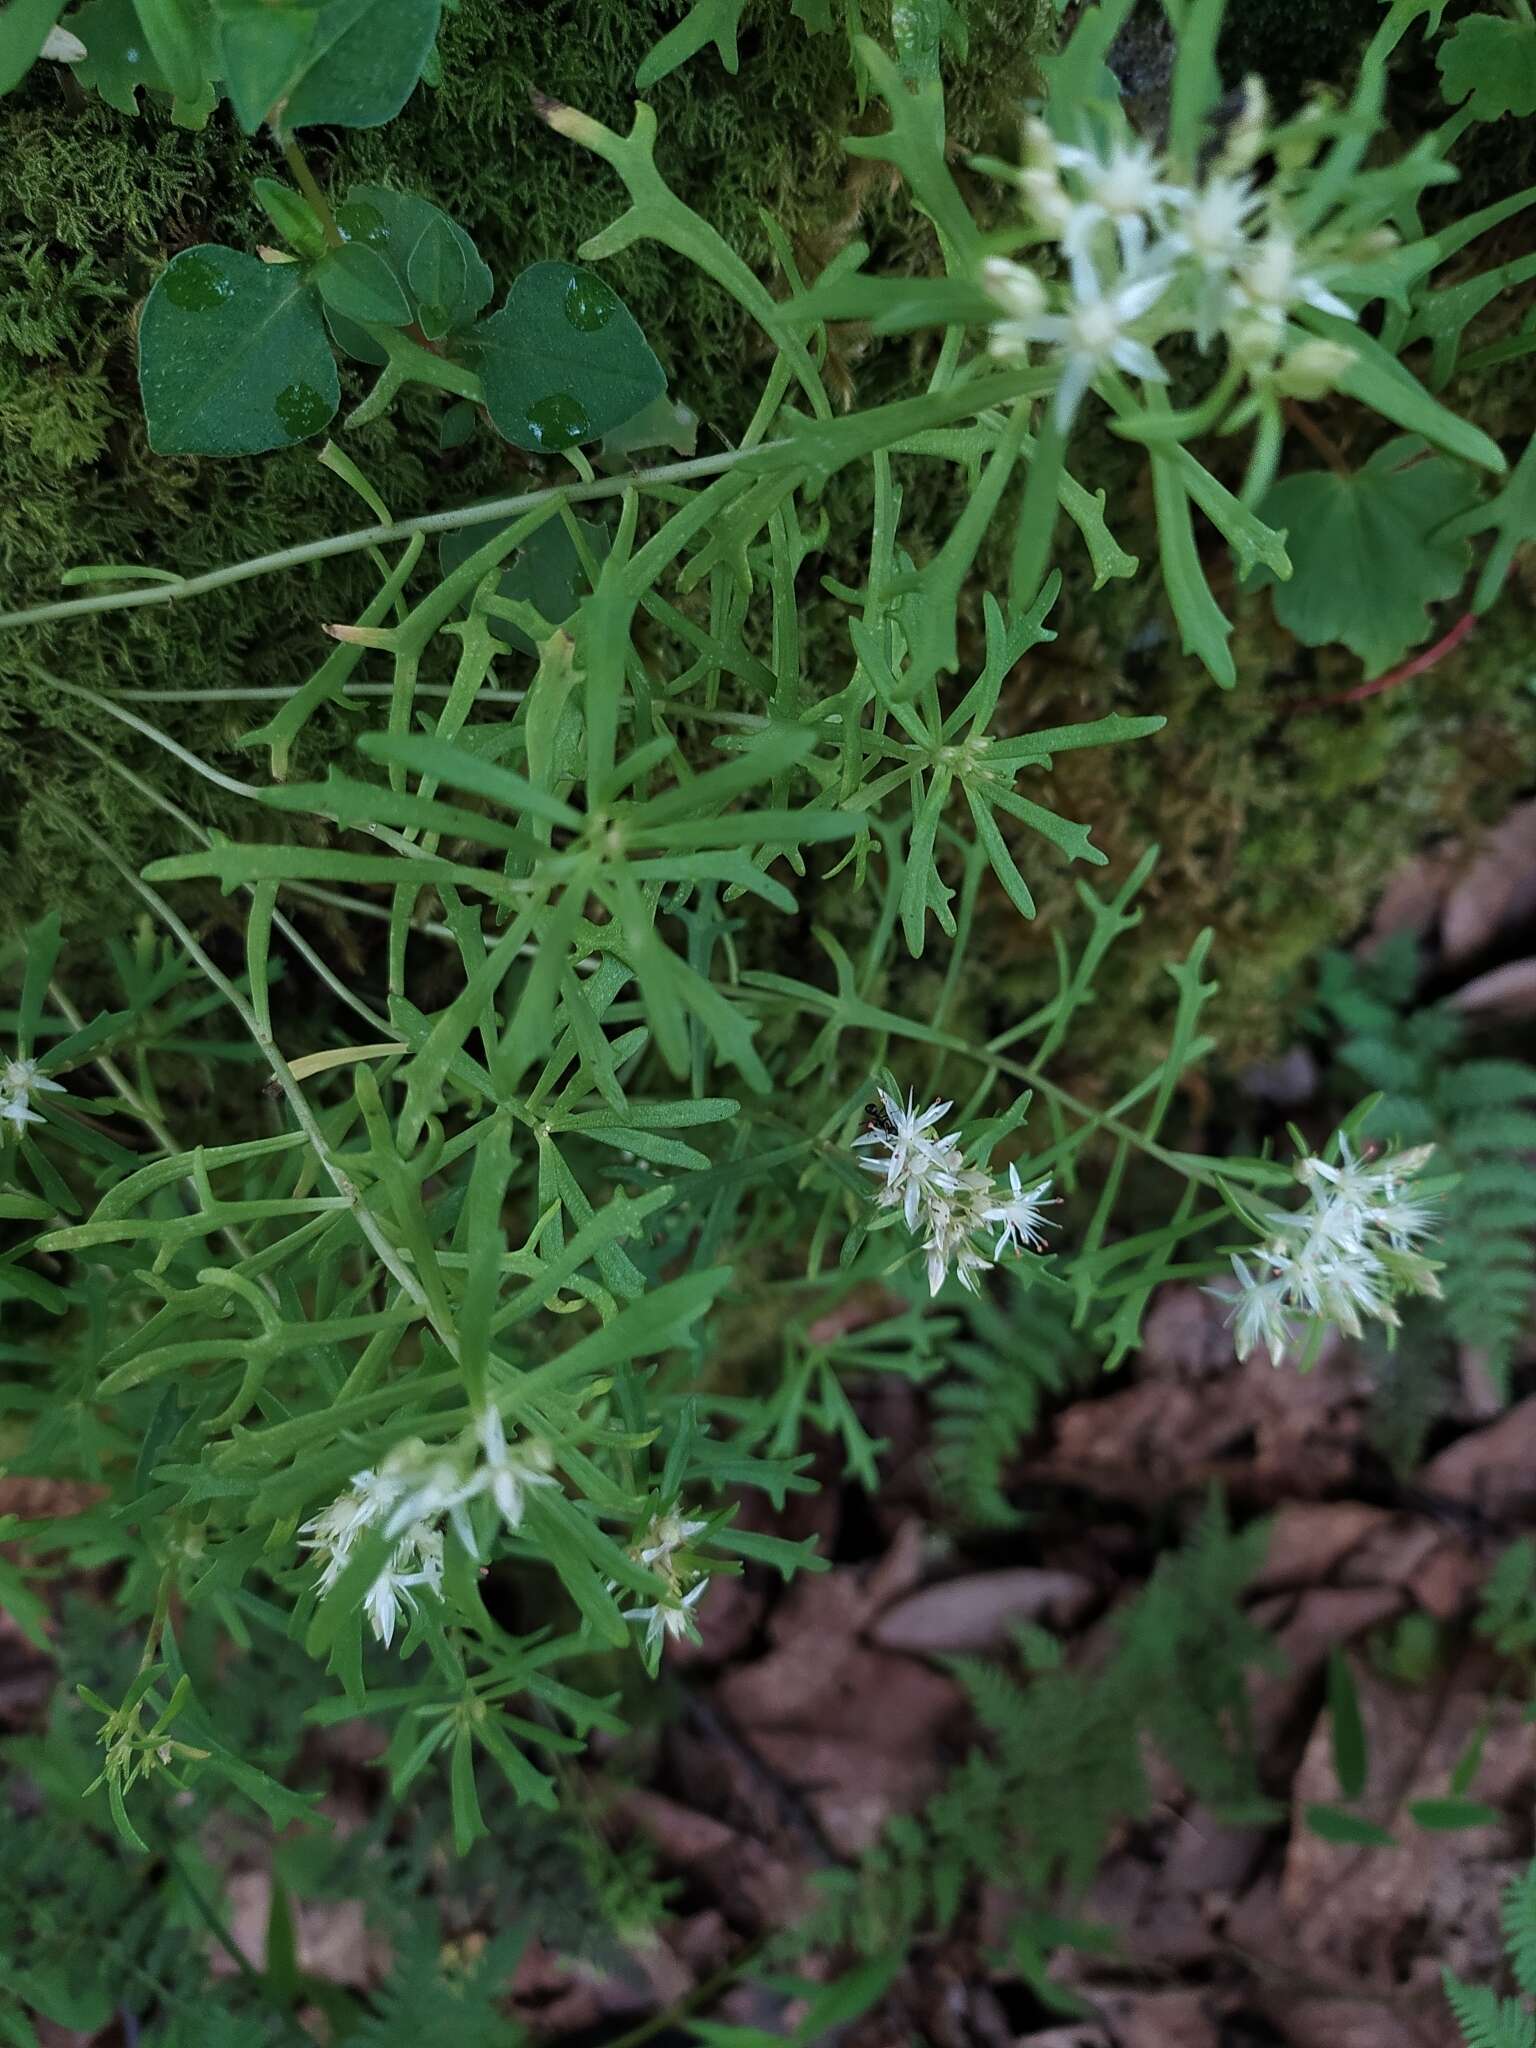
[1289,610,1478,715]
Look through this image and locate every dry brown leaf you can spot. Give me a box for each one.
[1440,801,1536,963]
[870,1568,1096,1654]
[1449,956,1536,1018]
[1282,1657,1531,1987]
[210,1870,383,1986]
[1093,1988,1220,2048]
[1251,1502,1394,1593]
[1423,1396,1536,1517]
[1248,1586,1405,1751]
[1363,845,1461,953]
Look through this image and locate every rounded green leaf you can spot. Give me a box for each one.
[1256,437,1478,677]
[335,184,492,332]
[322,301,388,367]
[1437,12,1536,121]
[282,0,440,129]
[131,0,216,103]
[467,261,666,453]
[314,240,412,327]
[216,0,320,132]
[139,244,339,456]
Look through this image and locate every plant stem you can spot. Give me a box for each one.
[1288,609,1478,714]
[47,975,278,1292]
[280,132,344,249]
[75,824,456,1357]
[1283,399,1350,478]
[0,443,789,632]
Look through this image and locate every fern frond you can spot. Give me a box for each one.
[1440,1063,1536,1114]
[931,1281,1081,1527]
[1503,1863,1536,2001]
[1444,1969,1536,2048]
[350,1931,525,2048]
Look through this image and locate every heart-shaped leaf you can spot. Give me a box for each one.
[314,241,412,327]
[467,261,666,453]
[139,244,339,456]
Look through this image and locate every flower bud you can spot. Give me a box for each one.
[1218,75,1270,173]
[1271,338,1356,399]
[982,255,1048,322]
[1019,165,1075,238]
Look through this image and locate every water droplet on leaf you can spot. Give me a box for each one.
[336,201,387,248]
[523,392,592,447]
[163,256,234,312]
[274,381,331,439]
[563,273,617,332]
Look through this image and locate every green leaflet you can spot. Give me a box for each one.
[1255,436,1477,676]
[138,245,339,456]
[466,261,666,453]
[1437,11,1536,121]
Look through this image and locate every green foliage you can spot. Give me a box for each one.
[1438,14,1536,124]
[1476,1538,1536,1662]
[2,0,1536,2032]
[1256,437,1478,677]
[137,189,666,457]
[930,1267,1083,1527]
[4,0,444,129]
[810,1498,1276,1953]
[1312,940,1536,1389]
[140,245,342,455]
[468,261,666,452]
[1445,1974,1536,2048]
[1504,1861,1536,2000]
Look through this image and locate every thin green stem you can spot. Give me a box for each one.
[0,443,789,633]
[76,823,456,1357]
[280,133,343,249]
[113,682,527,704]
[71,732,398,1037]
[47,975,278,1294]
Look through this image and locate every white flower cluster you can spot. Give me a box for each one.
[1,1054,63,1138]
[1225,1137,1440,1364]
[983,88,1366,427]
[299,1408,556,1646]
[855,1087,1054,1295]
[619,1508,710,1660]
